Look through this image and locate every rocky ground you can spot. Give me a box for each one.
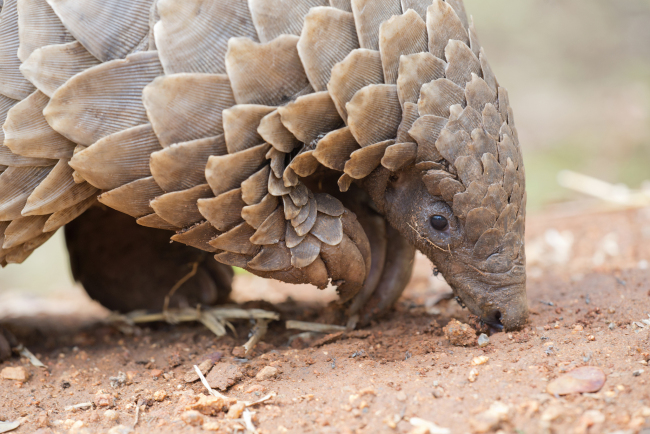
[1,203,650,434]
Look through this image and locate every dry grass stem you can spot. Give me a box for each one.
[15,344,45,368]
[243,319,270,357]
[64,402,92,411]
[285,320,346,333]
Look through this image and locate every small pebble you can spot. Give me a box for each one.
[107,425,134,434]
[103,410,118,422]
[226,402,246,419]
[202,422,221,431]
[608,323,615,330]
[477,334,489,348]
[574,325,584,332]
[150,369,163,379]
[153,390,167,402]
[409,417,449,434]
[206,363,243,390]
[580,409,605,425]
[468,368,479,383]
[471,356,489,366]
[469,402,511,433]
[396,391,407,402]
[586,335,595,341]
[246,384,266,394]
[443,319,476,347]
[187,395,237,416]
[358,387,376,396]
[633,369,644,377]
[384,415,400,429]
[125,371,137,383]
[36,414,50,428]
[541,405,564,422]
[1,366,29,382]
[181,410,204,427]
[232,346,246,358]
[256,366,278,381]
[94,393,115,408]
[546,366,606,395]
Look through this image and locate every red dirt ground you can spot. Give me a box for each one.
[1,203,650,434]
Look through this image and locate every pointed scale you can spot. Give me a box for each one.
[328,49,383,122]
[45,51,164,146]
[0,166,52,221]
[20,41,101,98]
[378,10,428,85]
[226,35,311,106]
[150,135,227,193]
[69,124,162,191]
[22,158,97,216]
[143,73,235,147]
[150,184,213,228]
[298,7,359,92]
[347,84,401,147]
[42,194,95,232]
[46,0,152,61]
[4,90,76,159]
[0,0,36,99]
[155,0,258,75]
[98,177,163,218]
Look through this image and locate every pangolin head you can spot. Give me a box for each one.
[379,157,527,331]
[364,85,528,331]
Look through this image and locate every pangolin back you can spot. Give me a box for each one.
[0,0,525,323]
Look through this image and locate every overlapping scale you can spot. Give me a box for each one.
[17,0,74,62]
[155,0,258,75]
[298,7,359,92]
[143,74,235,147]
[227,35,311,106]
[47,0,153,62]
[0,0,36,99]
[3,90,76,159]
[20,41,101,97]
[45,51,163,146]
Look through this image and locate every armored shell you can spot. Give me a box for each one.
[0,0,527,328]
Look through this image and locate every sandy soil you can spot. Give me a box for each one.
[1,204,649,434]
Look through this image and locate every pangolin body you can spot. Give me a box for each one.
[0,0,528,330]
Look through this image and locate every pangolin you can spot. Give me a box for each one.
[0,0,528,356]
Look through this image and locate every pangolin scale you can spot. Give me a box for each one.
[0,0,527,339]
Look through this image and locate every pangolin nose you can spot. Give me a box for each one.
[483,310,504,330]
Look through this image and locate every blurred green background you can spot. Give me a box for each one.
[1,0,649,294]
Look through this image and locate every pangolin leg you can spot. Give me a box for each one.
[0,326,17,361]
[346,211,387,315]
[357,224,416,325]
[64,206,233,313]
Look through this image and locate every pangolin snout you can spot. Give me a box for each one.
[482,309,504,330]
[446,262,528,331]
[478,283,529,331]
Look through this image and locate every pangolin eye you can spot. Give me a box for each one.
[430,215,449,231]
